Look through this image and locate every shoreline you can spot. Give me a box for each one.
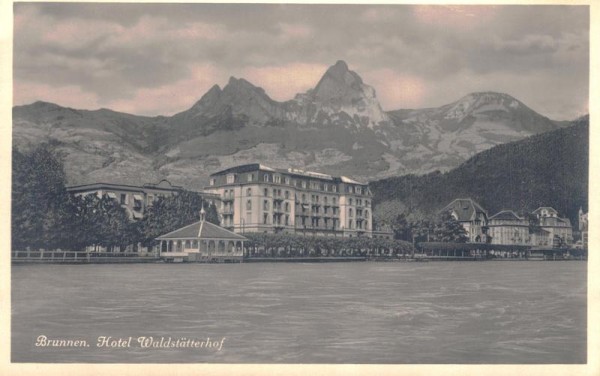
[11,256,587,264]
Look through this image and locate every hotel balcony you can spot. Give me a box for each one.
[222,209,234,216]
[222,196,234,203]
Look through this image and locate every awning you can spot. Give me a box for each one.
[106,192,117,199]
[133,194,144,201]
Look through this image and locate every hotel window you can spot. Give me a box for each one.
[284,177,290,185]
[366,200,370,207]
[263,200,270,210]
[285,215,289,226]
[263,174,270,182]
[246,200,252,211]
[349,198,353,205]
[284,202,289,212]
[226,174,235,184]
[285,190,290,199]
[210,178,215,186]
[302,194,306,202]
[348,220,353,229]
[192,240,198,248]
[274,175,281,184]
[148,194,154,203]
[120,193,127,205]
[324,184,329,192]
[301,181,307,189]
[357,187,362,195]
[247,174,253,182]
[264,188,268,197]
[273,188,277,197]
[333,197,337,205]
[263,213,269,224]
[349,208,353,217]
[365,210,369,218]
[247,188,252,196]
[332,186,337,192]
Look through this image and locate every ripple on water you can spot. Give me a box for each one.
[11,262,587,363]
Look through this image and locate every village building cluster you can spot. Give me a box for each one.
[440,198,580,247]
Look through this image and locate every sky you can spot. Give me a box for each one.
[13,3,589,121]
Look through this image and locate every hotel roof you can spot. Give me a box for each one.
[67,179,184,193]
[209,163,367,185]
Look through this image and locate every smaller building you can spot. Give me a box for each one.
[372,224,394,240]
[157,209,247,263]
[439,198,489,243]
[532,207,573,245]
[67,179,221,220]
[487,210,530,245]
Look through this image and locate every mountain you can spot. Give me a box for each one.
[370,116,589,227]
[12,60,569,190]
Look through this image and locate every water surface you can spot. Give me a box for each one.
[12,262,586,363]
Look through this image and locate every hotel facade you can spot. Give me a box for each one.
[204,164,373,237]
[67,179,221,220]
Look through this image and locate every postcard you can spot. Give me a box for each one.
[2,1,598,376]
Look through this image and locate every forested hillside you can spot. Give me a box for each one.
[371,116,588,226]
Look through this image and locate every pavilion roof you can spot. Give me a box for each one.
[156,220,247,241]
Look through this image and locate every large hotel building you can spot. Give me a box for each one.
[204,164,373,237]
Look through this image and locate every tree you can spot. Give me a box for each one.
[390,213,410,241]
[138,190,219,247]
[69,194,135,251]
[432,211,468,243]
[12,145,77,250]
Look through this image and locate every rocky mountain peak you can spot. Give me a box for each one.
[221,77,275,105]
[187,84,222,113]
[313,60,365,102]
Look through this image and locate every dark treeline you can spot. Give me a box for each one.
[243,232,415,258]
[12,145,219,252]
[371,117,588,228]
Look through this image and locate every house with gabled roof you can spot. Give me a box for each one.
[439,198,489,243]
[156,208,247,263]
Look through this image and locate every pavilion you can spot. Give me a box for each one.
[156,208,247,263]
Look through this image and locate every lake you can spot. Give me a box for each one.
[11,261,586,363]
